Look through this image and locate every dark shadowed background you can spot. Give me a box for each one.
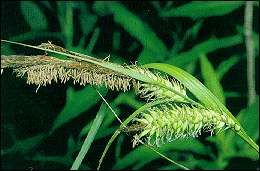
[1,1,259,170]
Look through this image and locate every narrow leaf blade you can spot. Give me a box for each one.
[160,1,244,19]
[200,54,225,104]
[20,1,48,30]
[71,103,107,170]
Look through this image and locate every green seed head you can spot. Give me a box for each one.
[132,103,235,147]
[132,67,187,102]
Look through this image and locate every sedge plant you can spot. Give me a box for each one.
[1,40,259,170]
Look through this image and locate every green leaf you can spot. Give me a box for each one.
[50,86,107,133]
[86,27,100,53]
[92,1,111,16]
[1,44,14,55]
[57,2,73,48]
[80,13,98,36]
[20,1,48,30]
[79,2,98,37]
[224,91,241,98]
[160,1,244,19]
[112,31,121,51]
[219,97,259,160]
[183,20,204,41]
[115,135,125,161]
[9,31,63,43]
[216,55,240,80]
[113,91,144,110]
[167,34,243,68]
[1,134,45,156]
[106,2,168,59]
[71,103,107,170]
[200,54,225,104]
[138,47,158,64]
[237,97,259,142]
[67,136,77,155]
[234,97,259,159]
[253,32,259,56]
[255,1,259,7]
[114,139,208,169]
[39,1,52,10]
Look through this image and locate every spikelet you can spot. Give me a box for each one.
[131,103,240,147]
[135,76,186,102]
[128,66,187,102]
[1,55,133,92]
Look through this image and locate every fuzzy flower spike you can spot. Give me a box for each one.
[132,103,240,147]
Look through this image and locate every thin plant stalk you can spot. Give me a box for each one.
[244,1,256,106]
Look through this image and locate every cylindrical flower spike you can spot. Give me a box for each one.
[131,103,240,147]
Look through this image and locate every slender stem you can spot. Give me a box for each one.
[244,1,256,106]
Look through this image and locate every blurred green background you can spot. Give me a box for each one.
[1,1,259,170]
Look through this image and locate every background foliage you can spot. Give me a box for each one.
[1,1,259,170]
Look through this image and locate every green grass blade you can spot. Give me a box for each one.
[216,55,240,80]
[112,31,121,51]
[57,2,73,48]
[71,103,107,170]
[106,2,168,58]
[85,27,100,53]
[160,1,244,19]
[200,54,225,104]
[167,34,243,68]
[78,2,97,38]
[20,1,48,30]
[1,134,45,156]
[114,139,206,169]
[9,31,63,43]
[115,135,124,161]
